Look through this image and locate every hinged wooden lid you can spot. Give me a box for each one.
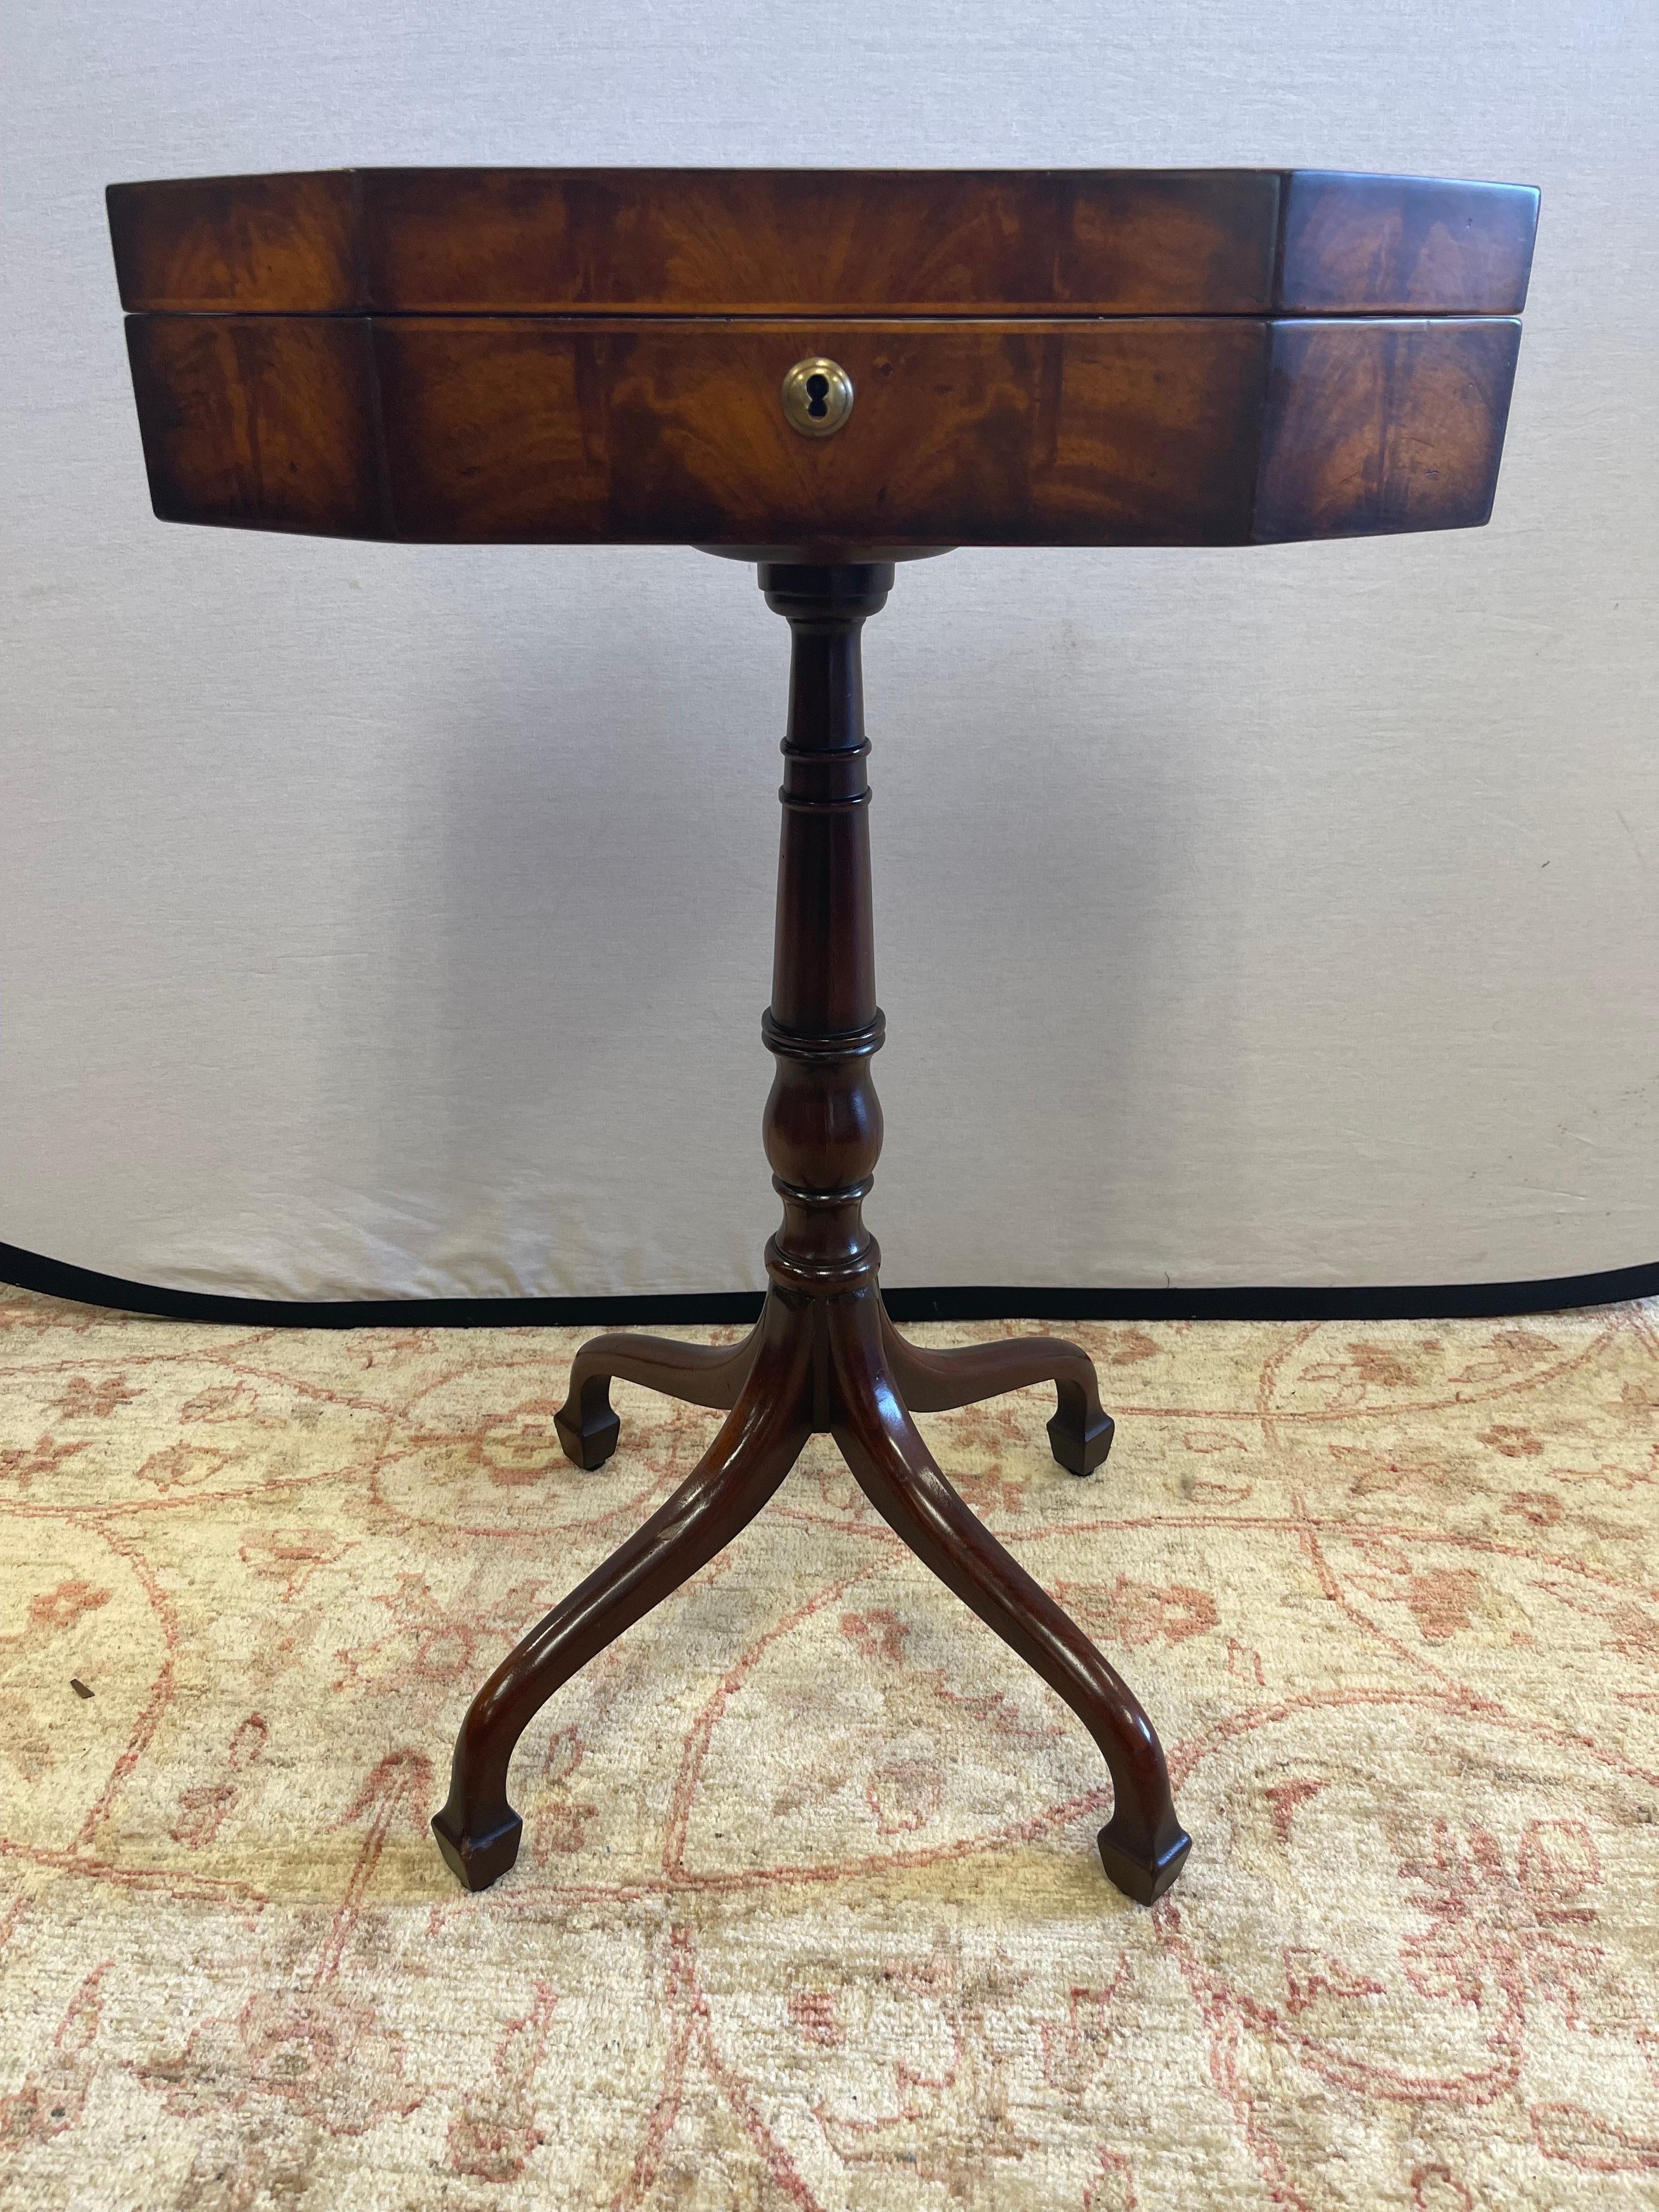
[106,167,1538,319]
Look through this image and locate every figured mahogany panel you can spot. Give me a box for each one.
[1278,172,1537,315]
[356,169,1282,316]
[123,313,383,536]
[109,169,1278,315]
[371,317,1269,546]
[121,311,1523,547]
[1252,317,1522,542]
[108,168,1537,318]
[108,171,362,313]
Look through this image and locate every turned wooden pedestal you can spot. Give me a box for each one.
[431,556,1191,1904]
[108,163,1538,1905]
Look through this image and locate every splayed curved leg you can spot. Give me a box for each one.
[435,1307,812,1891]
[832,1296,1189,1904]
[879,1306,1114,1475]
[554,1314,765,1470]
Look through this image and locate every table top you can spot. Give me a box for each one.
[108,167,1538,555]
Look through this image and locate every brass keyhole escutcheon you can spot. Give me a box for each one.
[781,357,854,437]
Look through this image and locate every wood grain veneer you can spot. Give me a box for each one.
[123,311,1522,548]
[107,167,1537,317]
[110,167,1537,550]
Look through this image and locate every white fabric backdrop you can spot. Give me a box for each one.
[3,1,1656,1299]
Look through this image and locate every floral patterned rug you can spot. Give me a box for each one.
[1,1284,1656,2209]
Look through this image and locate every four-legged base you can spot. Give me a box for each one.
[432,1285,1190,1907]
[432,557,1192,1908]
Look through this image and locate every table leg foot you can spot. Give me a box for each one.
[1097,1815,1193,1906]
[878,1309,1116,1476]
[554,1323,764,1470]
[430,1802,523,1892]
[1047,1402,1115,1478]
[552,1391,621,1471]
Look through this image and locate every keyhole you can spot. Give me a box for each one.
[781,357,853,436]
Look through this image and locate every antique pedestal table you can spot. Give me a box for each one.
[108,166,1538,1904]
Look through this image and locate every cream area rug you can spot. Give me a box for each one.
[1,1284,1656,2211]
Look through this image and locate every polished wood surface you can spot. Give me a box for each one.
[1276,169,1536,314]
[1255,314,1523,540]
[122,310,1521,548]
[108,166,1535,315]
[433,562,1189,1906]
[110,166,1534,551]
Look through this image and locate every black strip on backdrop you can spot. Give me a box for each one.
[2,1240,1653,1329]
